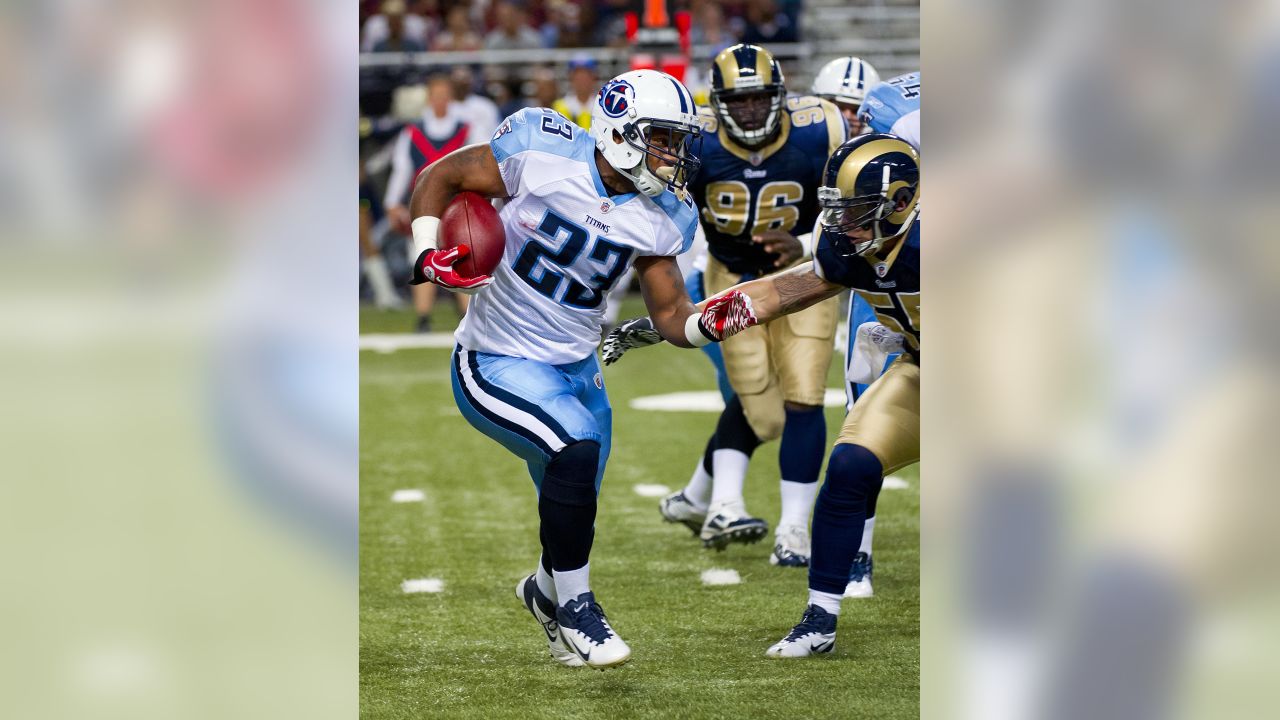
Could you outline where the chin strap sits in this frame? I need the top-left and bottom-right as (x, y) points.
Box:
(628, 164), (667, 197)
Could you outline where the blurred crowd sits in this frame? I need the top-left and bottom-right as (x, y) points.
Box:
(359, 0), (801, 53)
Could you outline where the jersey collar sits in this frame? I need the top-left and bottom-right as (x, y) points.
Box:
(865, 232), (908, 274)
(589, 151), (638, 205)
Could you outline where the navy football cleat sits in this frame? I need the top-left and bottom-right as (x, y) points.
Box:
(556, 592), (632, 670)
(769, 525), (812, 567)
(844, 552), (874, 598)
(515, 575), (584, 667)
(700, 500), (769, 550)
(765, 604), (838, 658)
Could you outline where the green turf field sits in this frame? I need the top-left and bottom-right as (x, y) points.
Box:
(360, 300), (919, 719)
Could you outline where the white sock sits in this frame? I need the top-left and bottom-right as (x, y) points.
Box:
(553, 564), (591, 606)
(859, 516), (876, 556)
(808, 589), (843, 616)
(536, 557), (557, 603)
(709, 448), (750, 508)
(778, 479), (819, 529)
(362, 255), (402, 309)
(683, 461), (712, 510)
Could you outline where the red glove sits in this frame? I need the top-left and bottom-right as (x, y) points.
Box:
(699, 290), (758, 341)
(410, 245), (492, 294)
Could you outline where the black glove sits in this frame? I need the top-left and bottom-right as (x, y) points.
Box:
(601, 317), (665, 365)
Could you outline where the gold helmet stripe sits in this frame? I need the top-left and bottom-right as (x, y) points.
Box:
(755, 47), (774, 82)
(835, 138), (920, 194)
(714, 49), (742, 90)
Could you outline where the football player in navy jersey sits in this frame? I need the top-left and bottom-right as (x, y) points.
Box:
(618, 44), (847, 567)
(607, 133), (920, 656)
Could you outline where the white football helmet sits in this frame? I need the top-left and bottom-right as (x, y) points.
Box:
(812, 57), (881, 110)
(589, 70), (702, 198)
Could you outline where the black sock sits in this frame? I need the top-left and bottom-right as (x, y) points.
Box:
(701, 434), (716, 476)
(715, 395), (762, 457)
(538, 441), (601, 572)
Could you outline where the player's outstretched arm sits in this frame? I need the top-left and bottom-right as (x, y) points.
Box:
(722, 263), (845, 325)
(404, 145), (508, 291)
(604, 261), (844, 364)
(697, 264), (845, 342)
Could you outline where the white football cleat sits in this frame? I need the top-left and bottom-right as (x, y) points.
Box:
(770, 524), (811, 567)
(515, 575), (584, 667)
(659, 490), (706, 535)
(556, 592), (632, 670)
(700, 500), (769, 550)
(765, 604), (838, 658)
(843, 552), (874, 598)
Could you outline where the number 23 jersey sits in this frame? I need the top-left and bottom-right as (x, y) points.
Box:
(455, 107), (698, 365)
(688, 96), (846, 276)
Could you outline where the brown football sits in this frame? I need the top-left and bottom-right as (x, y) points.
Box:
(439, 192), (506, 279)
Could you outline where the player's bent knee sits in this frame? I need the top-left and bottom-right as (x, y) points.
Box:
(742, 398), (785, 442)
(541, 440), (601, 507)
(818, 443), (884, 512)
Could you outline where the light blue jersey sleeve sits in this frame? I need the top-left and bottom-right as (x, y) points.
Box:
(490, 107), (590, 195)
(648, 190), (700, 256)
(859, 72), (920, 145)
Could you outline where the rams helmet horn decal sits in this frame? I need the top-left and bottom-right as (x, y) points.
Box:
(817, 133), (920, 256)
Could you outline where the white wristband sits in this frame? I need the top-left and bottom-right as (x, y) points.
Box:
(684, 312), (713, 347)
(411, 216), (440, 257)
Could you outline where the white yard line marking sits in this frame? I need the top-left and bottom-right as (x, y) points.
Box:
(391, 489), (425, 503)
(700, 569), (742, 586)
(360, 332), (457, 352)
(632, 483), (671, 497)
(401, 578), (445, 594)
(883, 476), (910, 490)
(629, 389), (847, 413)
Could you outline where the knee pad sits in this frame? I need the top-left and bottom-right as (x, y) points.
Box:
(819, 443), (884, 513)
(740, 393), (785, 442)
(540, 441), (600, 507)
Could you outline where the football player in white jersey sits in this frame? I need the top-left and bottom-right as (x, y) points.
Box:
(811, 56), (880, 135)
(405, 70), (712, 670)
(858, 72), (920, 151)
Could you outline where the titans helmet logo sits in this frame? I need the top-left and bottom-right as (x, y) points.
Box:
(599, 80), (634, 118)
